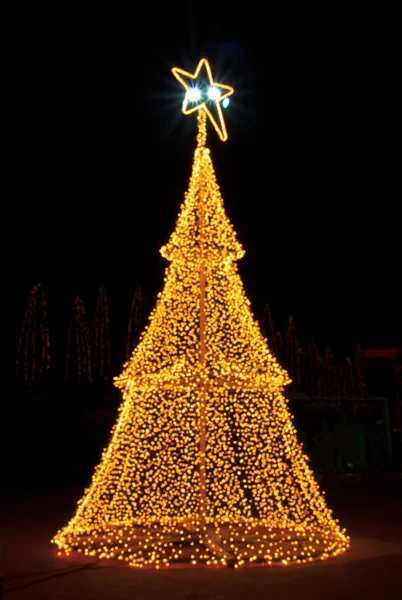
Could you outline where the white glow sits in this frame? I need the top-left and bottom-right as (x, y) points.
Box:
(222, 97), (230, 108)
(208, 86), (221, 100)
(187, 88), (201, 102)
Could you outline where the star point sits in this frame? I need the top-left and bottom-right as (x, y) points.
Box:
(172, 58), (234, 142)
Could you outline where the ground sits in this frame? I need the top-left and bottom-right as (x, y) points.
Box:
(1, 476), (401, 599)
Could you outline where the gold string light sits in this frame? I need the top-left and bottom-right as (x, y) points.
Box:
(52, 62), (349, 567)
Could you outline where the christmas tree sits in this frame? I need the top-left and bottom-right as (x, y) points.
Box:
(53, 59), (349, 567)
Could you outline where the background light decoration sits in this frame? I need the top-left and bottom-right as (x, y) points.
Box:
(92, 285), (111, 381)
(65, 294), (92, 384)
(126, 284), (145, 361)
(16, 283), (50, 388)
(52, 60), (349, 568)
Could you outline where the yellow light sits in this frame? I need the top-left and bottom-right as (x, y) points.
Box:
(172, 58), (234, 142)
(52, 103), (349, 569)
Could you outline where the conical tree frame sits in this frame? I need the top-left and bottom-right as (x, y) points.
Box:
(52, 110), (349, 568)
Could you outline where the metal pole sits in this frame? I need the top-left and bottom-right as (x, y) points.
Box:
(198, 110), (207, 526)
(199, 264), (207, 525)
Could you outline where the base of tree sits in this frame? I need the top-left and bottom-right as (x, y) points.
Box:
(55, 519), (349, 568)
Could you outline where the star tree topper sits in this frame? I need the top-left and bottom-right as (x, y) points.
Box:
(172, 58), (234, 142)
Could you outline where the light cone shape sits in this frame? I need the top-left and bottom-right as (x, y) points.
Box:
(53, 112), (349, 567)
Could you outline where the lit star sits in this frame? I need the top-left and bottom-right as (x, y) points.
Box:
(172, 58), (234, 142)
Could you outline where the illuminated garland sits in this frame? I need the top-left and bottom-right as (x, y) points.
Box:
(16, 283), (50, 387)
(92, 285), (111, 381)
(126, 284), (144, 361)
(65, 295), (92, 384)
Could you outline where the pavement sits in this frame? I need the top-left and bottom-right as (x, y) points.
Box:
(1, 479), (402, 599)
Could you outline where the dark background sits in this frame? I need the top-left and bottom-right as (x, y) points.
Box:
(8, 4), (400, 375)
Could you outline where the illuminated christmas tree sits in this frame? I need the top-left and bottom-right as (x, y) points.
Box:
(53, 59), (349, 567)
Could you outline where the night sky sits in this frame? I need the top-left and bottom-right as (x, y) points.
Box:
(10, 6), (400, 371)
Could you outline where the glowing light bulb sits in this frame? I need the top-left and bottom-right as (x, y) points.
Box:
(222, 97), (230, 109)
(208, 86), (220, 100)
(187, 88), (201, 102)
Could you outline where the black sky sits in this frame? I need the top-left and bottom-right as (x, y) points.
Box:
(9, 5), (400, 366)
